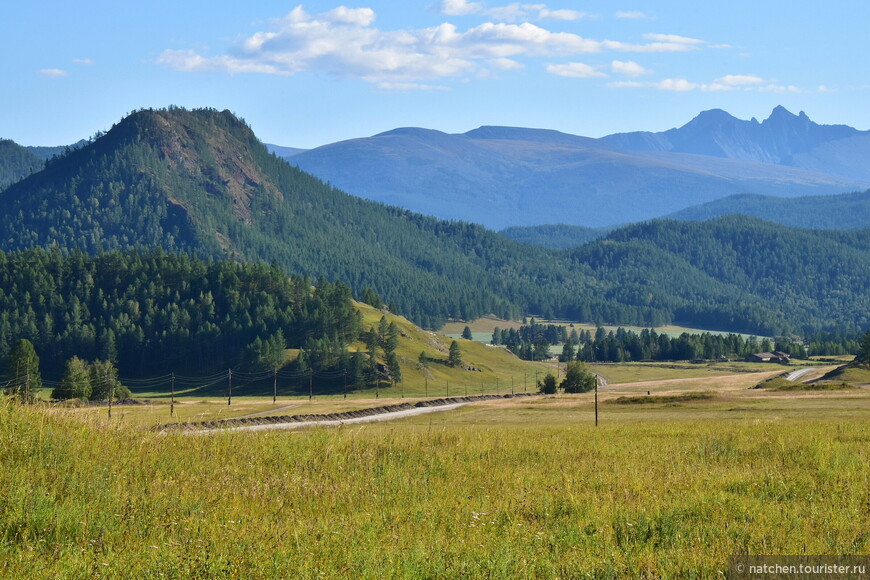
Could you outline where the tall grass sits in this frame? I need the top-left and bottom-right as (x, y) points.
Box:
(1, 399), (868, 578)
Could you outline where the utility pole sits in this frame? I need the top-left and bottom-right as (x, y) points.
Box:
(309, 368), (313, 401)
(107, 368), (113, 420)
(273, 368), (278, 404)
(595, 378), (599, 427)
(343, 369), (347, 400)
(228, 369), (233, 407)
(170, 372), (175, 417)
(446, 380), (449, 397)
(425, 376), (428, 398)
(511, 377), (514, 395)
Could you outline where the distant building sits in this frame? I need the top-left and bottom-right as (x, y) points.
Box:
(746, 351), (791, 364)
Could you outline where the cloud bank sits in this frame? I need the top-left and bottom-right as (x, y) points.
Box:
(158, 4), (710, 88)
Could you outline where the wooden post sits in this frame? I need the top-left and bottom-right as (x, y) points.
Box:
(309, 369), (313, 401)
(343, 369), (347, 400)
(511, 377), (514, 396)
(170, 372), (175, 417)
(595, 379), (599, 427)
(446, 380), (449, 397)
(228, 369), (233, 407)
(107, 368), (113, 420)
(425, 376), (428, 398)
(273, 368), (278, 404)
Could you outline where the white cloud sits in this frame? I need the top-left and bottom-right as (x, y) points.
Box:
(715, 74), (764, 86)
(611, 59), (650, 76)
(325, 6), (377, 26)
(547, 62), (606, 78)
(758, 83), (802, 93)
(435, 0), (483, 15)
(642, 33), (704, 45)
(489, 57), (524, 69)
(377, 82), (451, 91)
(615, 11), (646, 19)
(38, 68), (68, 77)
(158, 4), (716, 85)
(538, 8), (586, 20)
(72, 58), (94, 65)
(435, 1), (586, 21)
(609, 74), (790, 93)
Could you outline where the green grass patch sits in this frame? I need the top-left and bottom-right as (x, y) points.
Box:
(755, 376), (859, 391)
(610, 392), (715, 405)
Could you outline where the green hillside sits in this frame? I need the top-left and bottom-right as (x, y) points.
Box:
(0, 139), (44, 191)
(574, 216), (870, 332)
(667, 190), (870, 230)
(2, 107), (869, 337)
(499, 224), (611, 249)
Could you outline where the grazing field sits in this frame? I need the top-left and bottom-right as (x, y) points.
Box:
(3, 368), (869, 579)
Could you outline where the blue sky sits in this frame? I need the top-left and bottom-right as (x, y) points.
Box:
(3, 0), (868, 148)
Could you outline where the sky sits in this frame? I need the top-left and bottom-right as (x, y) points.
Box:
(2, 0), (869, 148)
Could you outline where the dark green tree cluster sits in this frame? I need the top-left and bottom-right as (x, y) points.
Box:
(0, 248), (362, 379)
(51, 357), (131, 401)
(3, 338), (41, 402)
(574, 328), (767, 363)
(491, 320), (569, 361)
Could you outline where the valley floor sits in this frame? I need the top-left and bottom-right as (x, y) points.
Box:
(2, 367), (868, 578)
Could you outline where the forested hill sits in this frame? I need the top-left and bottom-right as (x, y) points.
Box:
(499, 224), (611, 249)
(569, 216), (870, 332)
(667, 189), (870, 230)
(0, 249), (360, 378)
(2, 107), (869, 336)
(0, 139), (44, 191)
(0, 107), (576, 328)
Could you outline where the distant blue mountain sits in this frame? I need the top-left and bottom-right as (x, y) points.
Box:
(601, 106), (870, 181)
(275, 108), (870, 228)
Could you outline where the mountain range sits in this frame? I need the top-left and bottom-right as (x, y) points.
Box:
(272, 107), (870, 229)
(1, 107), (869, 336)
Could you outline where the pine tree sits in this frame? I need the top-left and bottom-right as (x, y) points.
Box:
(5, 338), (41, 402)
(448, 341), (462, 368)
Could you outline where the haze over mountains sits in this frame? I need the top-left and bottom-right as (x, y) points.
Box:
(274, 107), (870, 229)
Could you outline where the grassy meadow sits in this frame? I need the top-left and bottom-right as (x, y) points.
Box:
(2, 365), (869, 579)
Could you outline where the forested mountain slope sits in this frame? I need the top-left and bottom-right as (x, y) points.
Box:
(0, 107), (579, 328)
(572, 216), (870, 332)
(667, 189), (870, 230)
(0, 139), (44, 191)
(0, 249), (359, 378)
(2, 107), (869, 337)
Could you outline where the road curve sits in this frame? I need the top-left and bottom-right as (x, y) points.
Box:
(191, 402), (467, 434)
(784, 368), (816, 382)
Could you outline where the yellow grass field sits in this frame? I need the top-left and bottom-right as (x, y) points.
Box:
(2, 365), (868, 578)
